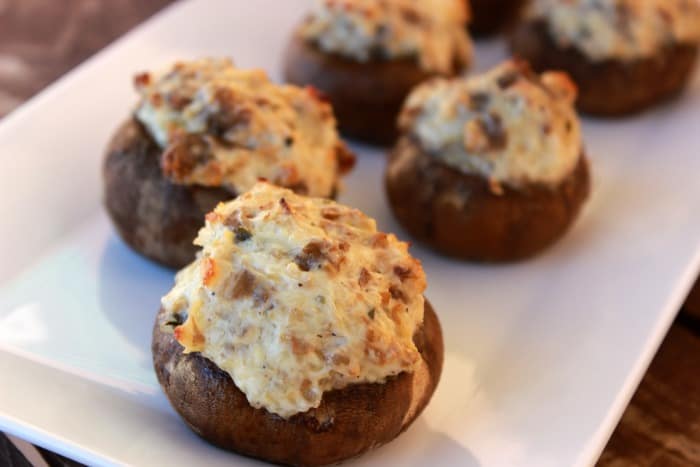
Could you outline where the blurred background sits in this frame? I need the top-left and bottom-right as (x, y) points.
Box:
(0, 1), (698, 466)
(0, 0), (170, 117)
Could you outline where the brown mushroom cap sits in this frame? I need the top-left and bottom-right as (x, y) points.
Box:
(385, 137), (591, 262)
(152, 299), (443, 466)
(510, 20), (700, 116)
(103, 119), (347, 269)
(103, 119), (234, 269)
(283, 34), (466, 146)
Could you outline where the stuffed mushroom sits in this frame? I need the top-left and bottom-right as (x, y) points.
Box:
(152, 182), (443, 465)
(385, 60), (591, 261)
(104, 58), (355, 268)
(511, 0), (700, 116)
(283, 0), (473, 145)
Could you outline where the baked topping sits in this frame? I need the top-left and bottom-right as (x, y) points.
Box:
(134, 58), (350, 197)
(527, 0), (700, 61)
(299, 0), (473, 73)
(398, 60), (581, 187)
(161, 182), (426, 418)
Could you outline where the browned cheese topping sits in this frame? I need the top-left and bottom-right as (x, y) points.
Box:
(528, 0), (700, 61)
(135, 58), (353, 196)
(397, 60), (583, 188)
(300, 0), (473, 73)
(161, 182), (427, 418)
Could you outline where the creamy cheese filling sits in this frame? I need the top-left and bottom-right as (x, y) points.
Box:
(299, 0), (473, 73)
(134, 58), (345, 197)
(399, 60), (582, 187)
(161, 182), (426, 418)
(527, 0), (700, 62)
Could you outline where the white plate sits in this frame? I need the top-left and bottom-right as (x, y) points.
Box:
(1, 0), (700, 465)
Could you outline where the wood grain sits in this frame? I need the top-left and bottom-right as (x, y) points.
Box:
(0, 434), (32, 467)
(683, 282), (700, 320)
(598, 324), (700, 467)
(0, 0), (172, 117)
(0, 1), (699, 466)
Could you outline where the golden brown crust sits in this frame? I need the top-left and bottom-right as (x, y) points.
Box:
(283, 34), (465, 146)
(103, 119), (234, 269)
(385, 137), (591, 262)
(510, 20), (700, 116)
(152, 300), (443, 466)
(468, 0), (528, 37)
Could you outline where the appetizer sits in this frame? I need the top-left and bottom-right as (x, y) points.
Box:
(283, 0), (473, 145)
(511, 0), (700, 115)
(104, 58), (354, 269)
(385, 60), (591, 262)
(469, 0), (529, 37)
(152, 182), (443, 466)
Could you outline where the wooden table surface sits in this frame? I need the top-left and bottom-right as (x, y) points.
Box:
(1, 1), (699, 466)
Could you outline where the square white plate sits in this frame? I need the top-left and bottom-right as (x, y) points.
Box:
(1, 0), (700, 465)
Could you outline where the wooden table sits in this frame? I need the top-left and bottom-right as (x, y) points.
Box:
(1, 1), (698, 465)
